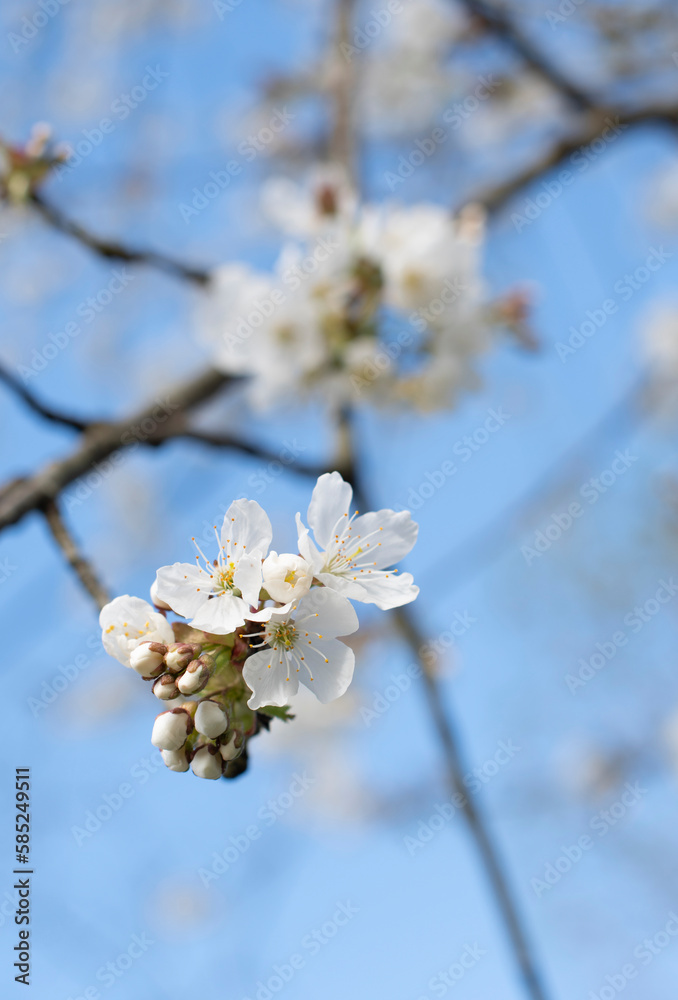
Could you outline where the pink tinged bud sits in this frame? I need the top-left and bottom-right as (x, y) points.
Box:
(177, 658), (212, 695)
(161, 749), (189, 772)
(219, 733), (240, 761)
(150, 579), (172, 611)
(195, 700), (229, 739)
(129, 641), (166, 678)
(152, 673), (179, 700)
(191, 746), (223, 780)
(151, 709), (192, 751)
(165, 643), (201, 673)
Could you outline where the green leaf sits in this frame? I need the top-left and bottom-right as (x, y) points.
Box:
(258, 704), (295, 722)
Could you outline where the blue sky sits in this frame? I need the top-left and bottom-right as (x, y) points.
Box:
(2, 2), (678, 999)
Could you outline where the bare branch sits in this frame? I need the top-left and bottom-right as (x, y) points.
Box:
(160, 428), (328, 477)
(469, 102), (678, 214)
(0, 360), (90, 431)
(393, 605), (550, 1000)
(29, 191), (212, 286)
(0, 367), (230, 531)
(41, 498), (110, 611)
(458, 0), (595, 110)
(340, 407), (553, 1000)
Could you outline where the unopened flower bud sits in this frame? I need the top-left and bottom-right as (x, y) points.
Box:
(177, 656), (212, 695)
(129, 641), (167, 678)
(151, 708), (193, 751)
(161, 748), (189, 772)
(195, 700), (229, 738)
(191, 746), (223, 780)
(152, 673), (179, 700)
(165, 642), (201, 673)
(150, 579), (172, 611)
(219, 733), (240, 761)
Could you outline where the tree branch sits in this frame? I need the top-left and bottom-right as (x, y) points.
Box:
(29, 191), (212, 286)
(458, 0), (595, 110)
(469, 102), (678, 214)
(0, 360), (90, 431)
(0, 367), (230, 531)
(41, 499), (110, 611)
(339, 408), (553, 1000)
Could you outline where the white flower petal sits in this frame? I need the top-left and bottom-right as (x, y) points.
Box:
(296, 587), (359, 638)
(191, 593), (248, 635)
(243, 648), (300, 709)
(350, 571), (419, 610)
(100, 595), (173, 667)
(233, 551), (264, 606)
(296, 513), (324, 572)
(315, 572), (368, 603)
(154, 563), (212, 619)
(222, 498), (272, 558)
(300, 638), (354, 703)
(307, 472), (353, 549)
(349, 509), (418, 568)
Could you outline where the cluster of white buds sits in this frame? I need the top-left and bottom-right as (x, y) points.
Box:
(99, 471), (419, 781)
(150, 701), (248, 780)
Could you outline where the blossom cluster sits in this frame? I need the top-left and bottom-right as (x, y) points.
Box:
(200, 167), (525, 413)
(99, 472), (418, 780)
(0, 123), (68, 204)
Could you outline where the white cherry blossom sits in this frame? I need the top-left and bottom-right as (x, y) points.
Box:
(154, 499), (273, 635)
(297, 472), (418, 610)
(262, 551), (314, 604)
(243, 587), (358, 710)
(100, 595), (174, 668)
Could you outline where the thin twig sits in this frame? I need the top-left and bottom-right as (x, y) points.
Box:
(29, 191), (212, 286)
(457, 0), (595, 109)
(160, 428), (328, 477)
(0, 367), (230, 531)
(469, 102), (678, 214)
(41, 499), (110, 610)
(0, 360), (90, 431)
(340, 408), (552, 1000)
(393, 605), (550, 1000)
(329, 0), (358, 179)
